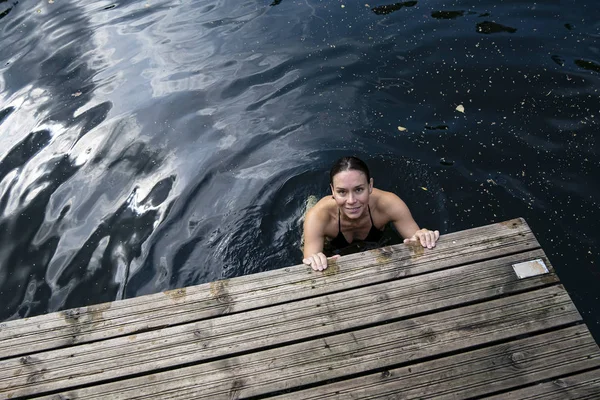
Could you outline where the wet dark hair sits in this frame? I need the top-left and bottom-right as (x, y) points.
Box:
(329, 156), (371, 185)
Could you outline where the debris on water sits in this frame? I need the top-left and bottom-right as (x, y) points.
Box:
(575, 59), (600, 73)
(476, 21), (517, 34)
(71, 91), (82, 97)
(456, 104), (465, 113)
(487, 178), (498, 185)
(371, 1), (417, 15)
(431, 11), (466, 20)
(420, 187), (428, 191)
(551, 55), (565, 67)
(440, 158), (454, 166)
(425, 125), (448, 130)
(397, 126), (407, 132)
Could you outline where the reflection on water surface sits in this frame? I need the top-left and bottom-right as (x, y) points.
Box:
(0, 0), (598, 340)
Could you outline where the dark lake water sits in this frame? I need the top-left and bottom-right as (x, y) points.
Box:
(1, 0), (598, 340)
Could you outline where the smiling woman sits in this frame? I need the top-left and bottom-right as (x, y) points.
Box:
(302, 156), (440, 271)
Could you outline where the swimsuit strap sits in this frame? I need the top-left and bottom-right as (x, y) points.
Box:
(368, 205), (375, 227)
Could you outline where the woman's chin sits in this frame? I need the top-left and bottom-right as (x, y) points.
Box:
(344, 206), (363, 218)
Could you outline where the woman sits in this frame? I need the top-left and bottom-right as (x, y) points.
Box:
(302, 156), (439, 271)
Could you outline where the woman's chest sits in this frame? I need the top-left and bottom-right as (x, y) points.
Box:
(327, 219), (373, 242)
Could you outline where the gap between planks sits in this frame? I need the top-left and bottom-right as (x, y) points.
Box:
(31, 286), (582, 400)
(0, 249), (557, 397)
(0, 218), (539, 359)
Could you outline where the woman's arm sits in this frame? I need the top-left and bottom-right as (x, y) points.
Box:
(381, 192), (439, 248)
(302, 206), (338, 271)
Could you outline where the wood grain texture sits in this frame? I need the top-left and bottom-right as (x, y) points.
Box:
(0, 218), (538, 359)
(483, 368), (600, 400)
(268, 325), (600, 399)
(33, 286), (581, 400)
(3, 218), (597, 400)
(0, 250), (556, 397)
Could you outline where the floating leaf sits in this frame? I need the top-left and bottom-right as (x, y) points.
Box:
(397, 126), (407, 132)
(420, 187), (428, 191)
(456, 104), (465, 113)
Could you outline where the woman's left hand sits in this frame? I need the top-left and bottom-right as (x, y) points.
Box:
(403, 229), (440, 249)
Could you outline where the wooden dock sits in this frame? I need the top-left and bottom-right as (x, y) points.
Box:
(1, 218), (599, 399)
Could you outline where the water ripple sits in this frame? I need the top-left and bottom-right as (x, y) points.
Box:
(0, 0), (598, 339)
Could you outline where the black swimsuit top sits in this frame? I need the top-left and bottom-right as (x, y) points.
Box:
(329, 205), (384, 251)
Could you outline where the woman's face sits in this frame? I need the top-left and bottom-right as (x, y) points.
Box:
(330, 170), (373, 219)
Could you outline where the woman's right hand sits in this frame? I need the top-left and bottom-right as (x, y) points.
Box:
(302, 252), (340, 271)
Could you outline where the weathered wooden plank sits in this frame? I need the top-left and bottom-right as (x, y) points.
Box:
(269, 325), (600, 399)
(0, 250), (557, 398)
(483, 368), (600, 399)
(33, 285), (580, 400)
(0, 218), (538, 359)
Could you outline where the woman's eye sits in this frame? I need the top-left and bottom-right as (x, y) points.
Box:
(356, 188), (363, 193)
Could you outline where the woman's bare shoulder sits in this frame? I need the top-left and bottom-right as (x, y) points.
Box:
(371, 188), (409, 218)
(371, 188), (402, 206)
(306, 195), (337, 222)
